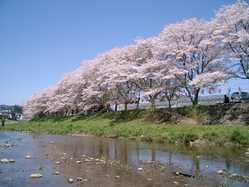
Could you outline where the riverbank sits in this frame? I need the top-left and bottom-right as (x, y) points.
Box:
(2, 106), (249, 146)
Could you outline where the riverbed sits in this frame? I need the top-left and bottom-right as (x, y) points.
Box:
(0, 131), (249, 187)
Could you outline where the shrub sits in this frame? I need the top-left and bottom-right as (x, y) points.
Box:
(230, 130), (247, 144)
(183, 133), (199, 144)
(203, 132), (218, 141)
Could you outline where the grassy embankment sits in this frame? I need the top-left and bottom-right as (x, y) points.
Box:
(1, 105), (249, 146)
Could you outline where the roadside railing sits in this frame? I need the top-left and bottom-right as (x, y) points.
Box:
(116, 95), (225, 111)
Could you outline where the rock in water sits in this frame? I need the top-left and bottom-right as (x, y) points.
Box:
(30, 173), (42, 178)
(0, 158), (9, 163)
(0, 159), (15, 164)
(137, 167), (143, 171)
(68, 178), (74, 183)
(53, 171), (60, 175)
(0, 143), (13, 148)
(25, 155), (31, 159)
(76, 177), (83, 182)
(173, 181), (179, 185)
(8, 159), (15, 163)
(217, 170), (224, 175)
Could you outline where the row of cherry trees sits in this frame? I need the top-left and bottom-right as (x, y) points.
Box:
(24, 1), (249, 119)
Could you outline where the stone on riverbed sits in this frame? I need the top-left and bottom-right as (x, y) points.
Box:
(25, 155), (32, 159)
(217, 170), (225, 175)
(1, 158), (10, 163)
(174, 171), (193, 178)
(173, 181), (179, 185)
(76, 177), (88, 182)
(53, 171), (60, 175)
(137, 167), (143, 171)
(30, 173), (42, 178)
(0, 143), (14, 148)
(230, 173), (238, 177)
(68, 178), (74, 183)
(8, 159), (15, 163)
(175, 171), (180, 175)
(76, 177), (83, 182)
(216, 170), (249, 182)
(76, 160), (82, 164)
(0, 158), (15, 164)
(229, 173), (249, 182)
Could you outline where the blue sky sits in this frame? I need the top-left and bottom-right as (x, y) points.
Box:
(0, 0), (248, 105)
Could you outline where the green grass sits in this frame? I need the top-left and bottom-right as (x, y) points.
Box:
(1, 111), (249, 146)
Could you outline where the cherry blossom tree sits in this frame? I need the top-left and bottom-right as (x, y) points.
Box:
(158, 18), (227, 105)
(24, 1), (246, 119)
(23, 87), (55, 119)
(215, 0), (249, 80)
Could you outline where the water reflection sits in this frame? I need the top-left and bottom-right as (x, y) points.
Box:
(1, 132), (249, 187)
(49, 135), (249, 177)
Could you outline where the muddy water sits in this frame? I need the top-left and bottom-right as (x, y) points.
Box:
(1, 132), (249, 187)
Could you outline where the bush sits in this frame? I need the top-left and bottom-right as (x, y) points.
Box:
(203, 132), (218, 141)
(183, 133), (199, 144)
(230, 130), (247, 144)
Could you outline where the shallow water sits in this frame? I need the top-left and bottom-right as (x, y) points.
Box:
(0, 131), (249, 187)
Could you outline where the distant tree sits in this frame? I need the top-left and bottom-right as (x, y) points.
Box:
(12, 105), (23, 113)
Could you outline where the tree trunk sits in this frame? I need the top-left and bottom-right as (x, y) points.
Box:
(114, 103), (118, 112)
(150, 99), (156, 110)
(192, 89), (200, 105)
(167, 98), (172, 120)
(136, 97), (140, 109)
(106, 103), (111, 112)
(168, 99), (172, 109)
(124, 102), (128, 111)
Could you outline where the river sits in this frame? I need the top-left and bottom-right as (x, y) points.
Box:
(0, 131), (249, 187)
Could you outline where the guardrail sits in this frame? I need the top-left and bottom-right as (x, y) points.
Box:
(116, 95), (225, 111)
